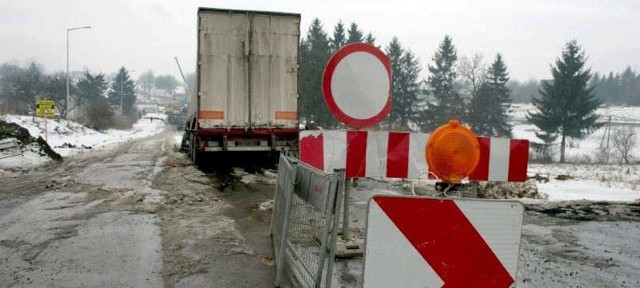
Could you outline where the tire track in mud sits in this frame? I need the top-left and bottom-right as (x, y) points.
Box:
(153, 154), (277, 288)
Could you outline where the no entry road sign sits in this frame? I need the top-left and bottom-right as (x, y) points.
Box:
(322, 43), (391, 128)
(363, 195), (524, 288)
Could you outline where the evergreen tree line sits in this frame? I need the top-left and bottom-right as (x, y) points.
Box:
(299, 19), (513, 137)
(508, 66), (640, 106)
(300, 20), (603, 163)
(592, 67), (640, 106)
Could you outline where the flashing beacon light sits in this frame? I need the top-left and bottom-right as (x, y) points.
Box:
(426, 119), (481, 184)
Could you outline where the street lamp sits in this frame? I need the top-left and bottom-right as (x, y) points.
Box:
(120, 69), (135, 115)
(66, 25), (91, 119)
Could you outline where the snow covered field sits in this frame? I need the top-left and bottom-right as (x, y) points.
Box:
(529, 163), (640, 202)
(0, 114), (166, 169)
(509, 104), (640, 202)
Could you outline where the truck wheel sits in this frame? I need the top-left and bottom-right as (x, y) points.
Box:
(191, 135), (202, 167)
(180, 132), (189, 152)
(186, 134), (193, 159)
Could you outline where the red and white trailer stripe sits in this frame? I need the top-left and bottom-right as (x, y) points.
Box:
(299, 130), (529, 181)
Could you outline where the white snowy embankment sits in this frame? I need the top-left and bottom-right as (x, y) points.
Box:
(0, 114), (166, 169)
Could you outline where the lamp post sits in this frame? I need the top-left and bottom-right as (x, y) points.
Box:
(66, 25), (91, 119)
(120, 69), (135, 115)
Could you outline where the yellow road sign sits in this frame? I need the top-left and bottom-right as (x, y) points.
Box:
(36, 99), (55, 117)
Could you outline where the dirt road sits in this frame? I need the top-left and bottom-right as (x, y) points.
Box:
(0, 128), (276, 287)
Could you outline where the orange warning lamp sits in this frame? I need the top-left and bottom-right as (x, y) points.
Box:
(426, 119), (480, 184)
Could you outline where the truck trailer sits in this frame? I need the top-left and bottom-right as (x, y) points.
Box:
(184, 8), (301, 165)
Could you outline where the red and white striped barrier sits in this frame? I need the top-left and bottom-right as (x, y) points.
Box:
(471, 137), (530, 182)
(299, 130), (529, 181)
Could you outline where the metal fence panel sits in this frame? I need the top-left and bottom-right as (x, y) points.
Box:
(294, 165), (335, 214)
(273, 155), (344, 288)
(273, 154), (296, 286)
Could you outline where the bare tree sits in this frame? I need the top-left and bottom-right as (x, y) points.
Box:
(457, 53), (486, 98)
(612, 126), (637, 164)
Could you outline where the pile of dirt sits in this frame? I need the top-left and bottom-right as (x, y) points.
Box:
(55, 142), (92, 149)
(478, 180), (547, 199)
(0, 120), (33, 145)
(0, 119), (62, 161)
(526, 201), (640, 221)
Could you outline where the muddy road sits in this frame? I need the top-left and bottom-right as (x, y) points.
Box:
(0, 129), (277, 288)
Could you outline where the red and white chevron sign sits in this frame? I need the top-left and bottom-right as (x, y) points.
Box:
(299, 130), (529, 181)
(363, 195), (524, 288)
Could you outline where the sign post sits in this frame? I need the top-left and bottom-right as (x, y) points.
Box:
(36, 99), (55, 142)
(321, 43), (392, 241)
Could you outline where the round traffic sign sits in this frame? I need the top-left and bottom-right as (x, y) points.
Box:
(322, 43), (392, 128)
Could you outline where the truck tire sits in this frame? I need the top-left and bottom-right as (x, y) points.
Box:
(180, 132), (189, 152)
(186, 134), (193, 159)
(191, 134), (202, 167)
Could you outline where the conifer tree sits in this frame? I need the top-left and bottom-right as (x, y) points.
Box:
(330, 20), (346, 53)
(385, 37), (421, 130)
(421, 35), (464, 131)
(108, 67), (136, 118)
(299, 18), (334, 127)
(346, 23), (364, 43)
(468, 54), (512, 137)
(527, 40), (601, 163)
(364, 32), (377, 47)
(77, 71), (108, 106)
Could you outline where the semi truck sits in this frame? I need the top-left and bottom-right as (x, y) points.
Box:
(184, 8), (301, 165)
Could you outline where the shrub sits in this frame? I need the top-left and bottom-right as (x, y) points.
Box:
(86, 97), (114, 130)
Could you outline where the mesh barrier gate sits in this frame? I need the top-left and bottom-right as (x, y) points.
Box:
(273, 154), (345, 288)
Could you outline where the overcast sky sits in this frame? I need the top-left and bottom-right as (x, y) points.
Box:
(1, 0), (639, 82)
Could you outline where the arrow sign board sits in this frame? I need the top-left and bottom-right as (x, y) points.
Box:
(363, 195), (524, 288)
(322, 43), (392, 128)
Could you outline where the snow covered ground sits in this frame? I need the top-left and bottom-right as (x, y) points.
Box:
(529, 163), (640, 202)
(509, 104), (640, 202)
(0, 114), (166, 169)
